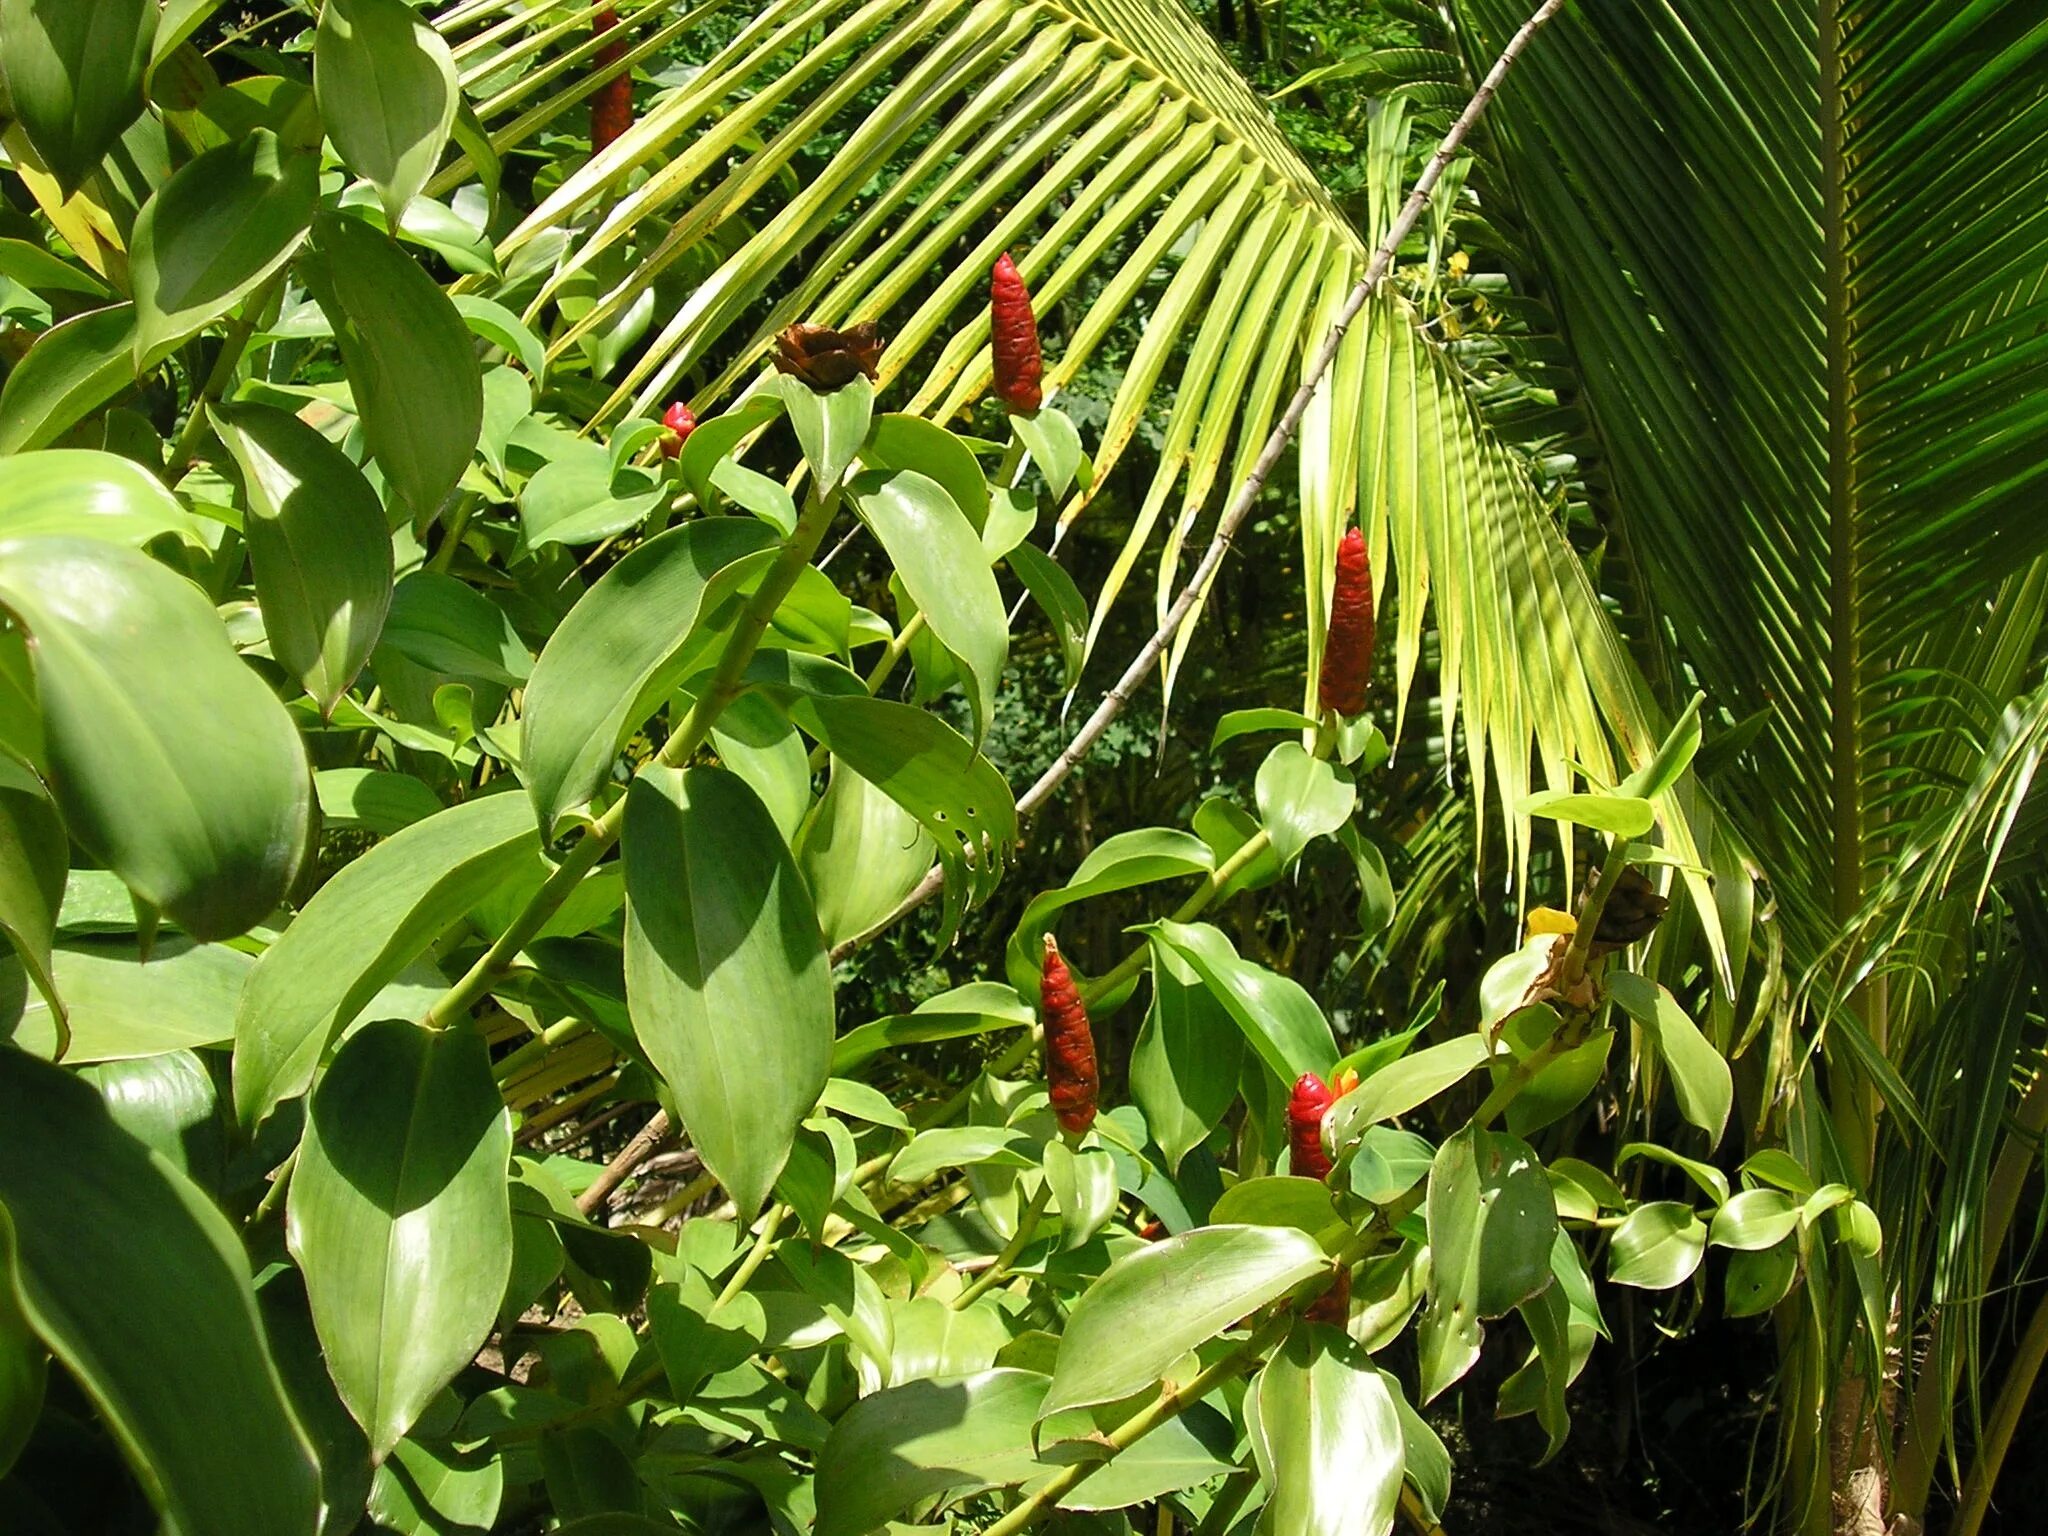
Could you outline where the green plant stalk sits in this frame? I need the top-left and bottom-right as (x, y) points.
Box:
(1557, 841), (1625, 993)
(714, 1203), (787, 1312)
(1950, 1279), (2048, 1536)
(423, 484), (842, 1032)
(953, 1181), (1053, 1309)
(171, 274), (282, 467)
(1082, 827), (1274, 1002)
(980, 1309), (1298, 1536)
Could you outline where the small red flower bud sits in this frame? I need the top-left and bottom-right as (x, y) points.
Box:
(1318, 526), (1375, 718)
(660, 401), (696, 459)
(590, 8), (634, 153)
(1041, 934), (1098, 1137)
(990, 253), (1043, 414)
(1288, 1073), (1336, 1181)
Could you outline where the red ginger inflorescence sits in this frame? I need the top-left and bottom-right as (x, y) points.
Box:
(659, 401), (696, 459)
(990, 253), (1043, 414)
(590, 8), (634, 152)
(1290, 1068), (1357, 1324)
(1040, 935), (1098, 1136)
(1317, 526), (1376, 718)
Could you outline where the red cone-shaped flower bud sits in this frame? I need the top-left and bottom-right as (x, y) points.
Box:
(1288, 1073), (1336, 1181)
(660, 401), (697, 459)
(1318, 526), (1376, 718)
(1041, 934), (1098, 1136)
(990, 253), (1044, 414)
(590, 8), (634, 153)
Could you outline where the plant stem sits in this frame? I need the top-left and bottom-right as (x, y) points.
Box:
(1557, 841), (1626, 992)
(714, 1204), (786, 1312)
(953, 1182), (1052, 1309)
(170, 275), (281, 468)
(1083, 828), (1273, 1002)
(1951, 1279), (2048, 1536)
(249, 1146), (298, 1226)
(982, 1311), (1296, 1536)
(423, 484), (842, 1036)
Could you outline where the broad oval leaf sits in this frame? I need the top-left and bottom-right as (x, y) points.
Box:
(796, 756), (935, 948)
(522, 517), (777, 835)
(1518, 789), (1656, 839)
(1708, 1188), (1800, 1253)
(288, 1018), (512, 1458)
(1420, 1125), (1556, 1402)
(1138, 919), (1338, 1086)
(0, 448), (201, 548)
(1249, 1328), (1403, 1536)
(214, 400), (394, 713)
(1130, 933), (1244, 1172)
(847, 467), (1008, 748)
(1607, 1201), (1707, 1291)
(232, 792), (537, 1128)
(303, 211), (481, 518)
(7, 935), (250, 1062)
(1006, 539), (1087, 689)
(0, 1050), (321, 1534)
(314, 0), (458, 223)
(1040, 1224), (1327, 1418)
(1326, 1036), (1491, 1152)
(0, 303), (138, 455)
(624, 765), (833, 1217)
(0, 537), (310, 939)
(1255, 741), (1357, 867)
(1608, 971), (1732, 1145)
(129, 129), (316, 367)
(0, 0), (155, 192)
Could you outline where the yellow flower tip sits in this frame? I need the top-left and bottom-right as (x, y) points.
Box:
(1524, 906), (1578, 942)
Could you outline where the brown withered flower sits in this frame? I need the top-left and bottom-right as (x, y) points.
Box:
(1587, 867), (1669, 955)
(771, 322), (883, 392)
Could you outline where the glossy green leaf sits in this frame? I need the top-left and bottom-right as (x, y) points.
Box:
(1041, 1224), (1326, 1418)
(1255, 742), (1356, 866)
(1709, 1188), (1799, 1252)
(379, 569), (528, 687)
(1005, 539), (1087, 689)
(1043, 1140), (1119, 1250)
(7, 936), (249, 1061)
(861, 413), (990, 531)
(831, 981), (1034, 1075)
(624, 765), (833, 1217)
(1209, 1176), (1340, 1233)
(1608, 1202), (1707, 1290)
(1011, 406), (1083, 500)
(886, 1126), (1037, 1188)
(314, 0), (457, 223)
(1518, 790), (1655, 839)
(778, 372), (872, 490)
(0, 749), (65, 1035)
(1138, 919), (1338, 1086)
(0, 0), (154, 192)
(522, 517), (777, 835)
(367, 1434), (504, 1533)
(518, 440), (664, 550)
(1420, 1125), (1556, 1402)
(0, 1050), (321, 1534)
(796, 756), (934, 948)
(452, 294), (546, 385)
(1608, 972), (1731, 1145)
(303, 211), (480, 517)
(129, 130), (315, 367)
(1249, 1328), (1403, 1536)
(1130, 933), (1243, 1172)
(0, 1208), (46, 1479)
(1724, 1241), (1799, 1319)
(1326, 1037), (1490, 1153)
(79, 1050), (223, 1191)
(0, 537), (309, 938)
(710, 457), (798, 536)
(0, 302), (138, 455)
(1617, 693), (1704, 801)
(0, 448), (200, 548)
(1617, 1141), (1730, 1205)
(848, 467), (1007, 748)
(233, 793), (537, 1128)
(289, 1019), (512, 1457)
(214, 400), (393, 713)
(1212, 708), (1321, 752)
(1007, 828), (1214, 1000)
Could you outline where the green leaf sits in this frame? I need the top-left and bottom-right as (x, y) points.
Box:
(796, 757), (934, 949)
(1385, 1366), (1450, 1521)
(677, 392), (785, 509)
(379, 569), (529, 686)
(624, 766), (833, 1217)
(1138, 920), (1338, 1086)
(518, 439), (664, 551)
(848, 468), (1007, 748)
(1007, 828), (1214, 1000)
(0, 0), (154, 193)
(0, 537), (310, 939)
(1708, 1188), (1800, 1252)
(1209, 1176), (1340, 1234)
(1130, 934), (1243, 1172)
(1346, 1127), (1436, 1206)
(1043, 1141), (1119, 1250)
(1608, 972), (1732, 1145)
(1518, 790), (1656, 838)
(1040, 1224), (1326, 1418)
(1618, 693), (1704, 801)
(1011, 406), (1083, 500)
(7, 936), (249, 1062)
(303, 211), (480, 517)
(79, 1050), (224, 1189)
(0, 447), (201, 548)
(214, 400), (393, 713)
(1724, 1241), (1798, 1319)
(522, 517), (776, 835)
(368, 1433), (504, 1534)
(1006, 540), (1087, 691)
(0, 751), (65, 1037)
(1248, 1328), (1403, 1536)
(1325, 1037), (1491, 1151)
(778, 373), (872, 490)
(814, 1369), (1048, 1536)
(233, 793), (537, 1128)
(313, 0), (457, 224)
(452, 294), (546, 384)
(0, 1207), (44, 1478)
(830, 981), (1033, 1075)
(711, 457), (798, 536)
(1420, 1125), (1557, 1401)
(0, 1050), (321, 1534)
(886, 1126), (1038, 1188)
(860, 413), (990, 531)
(709, 690), (811, 846)
(0, 302), (138, 455)
(1211, 708), (1320, 752)
(129, 130), (315, 367)
(289, 1018), (512, 1457)
(1255, 742), (1356, 866)
(1617, 1141), (1730, 1205)
(1608, 1202), (1707, 1290)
